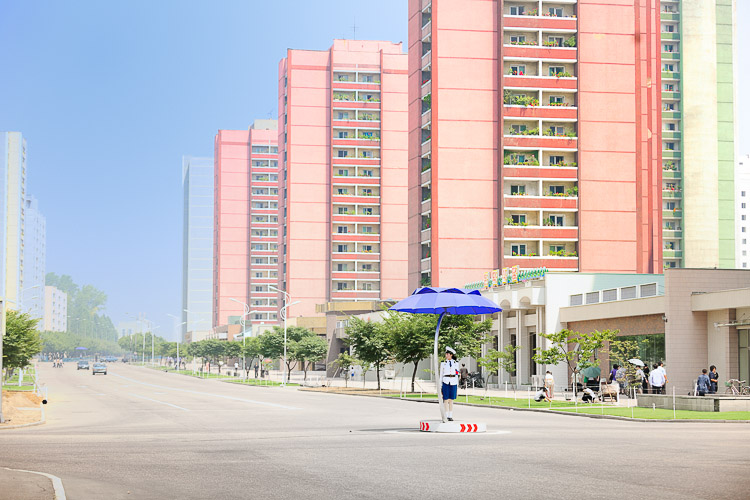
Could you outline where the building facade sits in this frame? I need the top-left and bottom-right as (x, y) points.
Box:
(182, 156), (214, 337)
(735, 154), (749, 268)
(22, 196), (45, 320)
(43, 285), (67, 332)
(213, 121), (280, 328)
(408, 0), (664, 290)
(660, 0), (737, 269)
(0, 132), (27, 308)
(279, 40), (409, 318)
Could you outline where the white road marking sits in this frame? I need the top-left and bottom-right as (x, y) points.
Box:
(130, 393), (189, 411)
(2, 467), (66, 499)
(112, 373), (301, 410)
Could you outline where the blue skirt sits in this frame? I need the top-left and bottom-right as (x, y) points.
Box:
(441, 383), (457, 400)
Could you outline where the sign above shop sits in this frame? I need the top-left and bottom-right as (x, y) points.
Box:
(464, 266), (548, 291)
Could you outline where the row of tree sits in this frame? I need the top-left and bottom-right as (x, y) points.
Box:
(3, 310), (42, 380)
(46, 272), (118, 341)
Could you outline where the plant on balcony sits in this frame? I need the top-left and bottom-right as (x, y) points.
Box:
(566, 186), (578, 197)
(333, 93), (353, 101)
(422, 216), (431, 230)
(510, 40), (537, 46)
(504, 217), (528, 226)
(358, 96), (381, 102)
(421, 159), (431, 172)
(565, 251), (577, 257)
(542, 40), (560, 47)
(548, 249), (566, 256)
(564, 36), (576, 47)
(422, 93), (431, 106)
(420, 276), (432, 286)
(525, 8), (538, 16)
(508, 68), (525, 76)
(504, 92), (539, 107)
(554, 71), (573, 78)
(509, 127), (539, 136)
(543, 218), (555, 226)
(357, 133), (380, 141)
(504, 153), (539, 166)
(565, 131), (577, 138)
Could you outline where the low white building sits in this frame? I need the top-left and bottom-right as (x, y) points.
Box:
(43, 285), (67, 332)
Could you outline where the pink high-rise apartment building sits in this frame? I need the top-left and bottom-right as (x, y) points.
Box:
(409, 0), (663, 289)
(213, 120), (281, 328)
(279, 40), (409, 317)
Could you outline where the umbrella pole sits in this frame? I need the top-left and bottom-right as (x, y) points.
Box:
(435, 311), (446, 423)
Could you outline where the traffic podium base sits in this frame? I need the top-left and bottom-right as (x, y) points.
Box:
(418, 421), (486, 433)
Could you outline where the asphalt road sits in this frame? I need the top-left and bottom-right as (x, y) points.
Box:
(1, 363), (749, 500)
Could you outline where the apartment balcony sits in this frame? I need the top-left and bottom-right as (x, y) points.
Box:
(332, 119), (380, 129)
(503, 226), (578, 239)
(421, 138), (432, 156)
(504, 195), (578, 210)
(421, 0), (431, 11)
(332, 157), (380, 166)
(504, 75), (577, 91)
(421, 228), (431, 242)
(661, 12), (679, 21)
(503, 105), (576, 120)
(333, 100), (381, 110)
(503, 46), (576, 60)
(662, 170), (681, 179)
(662, 71), (680, 80)
(332, 195), (380, 205)
(504, 135), (577, 149)
(662, 91), (680, 100)
(662, 110), (681, 120)
(661, 32), (680, 41)
(661, 52), (680, 61)
(331, 271), (381, 280)
(421, 109), (432, 127)
(421, 80), (431, 97)
(502, 16), (576, 30)
(662, 249), (683, 259)
(663, 209), (683, 219)
(421, 51), (431, 71)
(420, 257), (431, 272)
(331, 82), (381, 92)
(333, 252), (380, 261)
(662, 189), (682, 199)
(332, 215), (380, 226)
(503, 256), (578, 270)
(332, 176), (380, 186)
(331, 290), (381, 300)
(332, 233), (380, 243)
(662, 150), (680, 160)
(663, 229), (683, 239)
(503, 166), (577, 180)
(662, 131), (681, 140)
(421, 19), (431, 41)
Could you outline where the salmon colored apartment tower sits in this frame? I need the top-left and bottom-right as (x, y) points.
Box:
(213, 121), (281, 329)
(408, 0), (663, 289)
(279, 40), (409, 317)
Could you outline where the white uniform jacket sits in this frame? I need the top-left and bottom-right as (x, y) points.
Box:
(440, 359), (460, 386)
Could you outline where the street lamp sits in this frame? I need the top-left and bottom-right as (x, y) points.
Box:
(228, 298), (259, 376)
(268, 285), (300, 387)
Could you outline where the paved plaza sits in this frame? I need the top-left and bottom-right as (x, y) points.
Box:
(1, 363), (749, 499)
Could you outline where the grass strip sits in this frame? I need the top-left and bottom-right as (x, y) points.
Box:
(553, 406), (750, 420)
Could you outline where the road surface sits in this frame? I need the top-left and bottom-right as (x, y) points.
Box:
(1, 363), (749, 499)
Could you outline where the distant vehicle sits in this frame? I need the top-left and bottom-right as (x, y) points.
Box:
(121, 357), (129, 363)
(77, 360), (90, 370)
(92, 363), (107, 375)
(105, 356), (118, 363)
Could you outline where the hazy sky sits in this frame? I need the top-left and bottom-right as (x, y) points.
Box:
(0, 1), (746, 340)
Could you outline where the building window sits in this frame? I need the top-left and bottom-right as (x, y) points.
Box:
(509, 6), (525, 15)
(663, 63), (674, 72)
(362, 245), (373, 253)
(549, 66), (565, 76)
(338, 169), (349, 176)
(511, 124), (527, 134)
(549, 7), (563, 17)
(362, 169), (373, 177)
(665, 123), (676, 131)
(743, 227), (746, 233)
(743, 215), (747, 221)
(663, 24), (675, 33)
(663, 44), (674, 53)
(361, 226), (373, 233)
(337, 282), (348, 291)
(337, 188), (348, 195)
(361, 188), (373, 195)
(337, 112), (349, 120)
(743, 239), (747, 245)
(663, 83), (675, 92)
(338, 131), (349, 138)
(337, 207), (348, 214)
(362, 283), (373, 291)
(548, 215), (564, 226)
(510, 185), (526, 195)
(549, 126), (564, 136)
(511, 214), (526, 224)
(337, 150), (348, 157)
(511, 244), (527, 256)
(510, 65), (525, 76)
(362, 264), (372, 271)
(362, 208), (373, 215)
(549, 245), (565, 253)
(744, 263), (748, 268)
(549, 155), (564, 165)
(510, 35), (526, 44)
(337, 226), (348, 233)
(548, 36), (563, 47)
(549, 185), (565, 195)
(665, 143), (675, 151)
(742, 191), (746, 197)
(337, 263), (346, 271)
(549, 96), (564, 105)
(742, 203), (746, 209)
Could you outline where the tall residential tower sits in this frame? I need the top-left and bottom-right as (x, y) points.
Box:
(409, 0), (663, 289)
(0, 132), (27, 307)
(279, 40), (409, 317)
(22, 196), (45, 320)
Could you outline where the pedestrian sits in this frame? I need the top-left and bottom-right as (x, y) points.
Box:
(657, 361), (669, 392)
(615, 365), (628, 394)
(649, 363), (666, 394)
(642, 365), (650, 393)
(708, 365), (719, 394)
(459, 363), (469, 388)
(635, 365), (645, 394)
(440, 347), (460, 421)
(254, 363), (259, 378)
(608, 364), (619, 384)
(534, 387), (549, 402)
(696, 369), (711, 396)
(581, 387), (598, 403)
(544, 370), (555, 400)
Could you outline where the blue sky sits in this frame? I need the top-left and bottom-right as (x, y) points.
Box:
(0, 0), (407, 339)
(0, 1), (746, 340)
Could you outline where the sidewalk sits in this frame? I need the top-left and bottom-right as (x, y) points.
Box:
(1, 391), (44, 428)
(0, 468), (56, 500)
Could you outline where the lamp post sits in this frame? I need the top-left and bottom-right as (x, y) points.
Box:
(268, 285), (300, 387)
(228, 298), (258, 376)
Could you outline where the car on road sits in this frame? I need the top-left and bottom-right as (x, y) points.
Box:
(77, 360), (90, 370)
(105, 356), (118, 363)
(92, 363), (107, 375)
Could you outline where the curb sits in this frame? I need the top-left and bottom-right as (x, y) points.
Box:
(2, 467), (66, 499)
(0, 403), (46, 430)
(307, 389), (750, 423)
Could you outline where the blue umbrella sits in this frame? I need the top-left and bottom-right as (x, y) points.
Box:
(390, 287), (502, 422)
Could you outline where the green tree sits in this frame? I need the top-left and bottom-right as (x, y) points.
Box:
(328, 352), (358, 388)
(242, 336), (263, 377)
(46, 272), (117, 341)
(608, 337), (640, 396)
(224, 341), (242, 373)
(345, 317), (392, 389)
(533, 329), (617, 398)
(201, 340), (227, 374)
(266, 326), (315, 380)
(478, 343), (521, 396)
(294, 335), (328, 381)
(387, 312), (492, 392)
(3, 310), (42, 379)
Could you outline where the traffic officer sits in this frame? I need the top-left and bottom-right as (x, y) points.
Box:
(441, 346), (460, 421)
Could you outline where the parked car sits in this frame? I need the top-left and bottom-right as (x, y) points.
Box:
(77, 360), (90, 370)
(92, 363), (107, 375)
